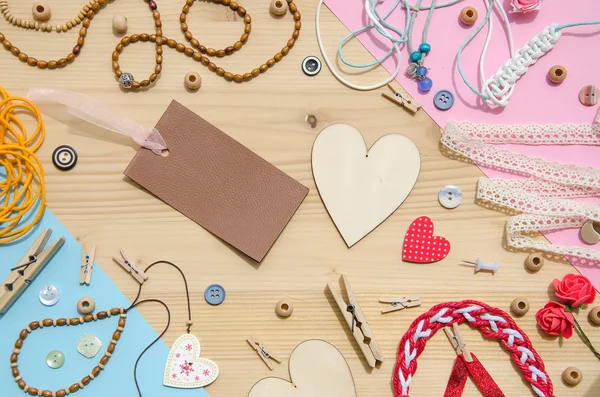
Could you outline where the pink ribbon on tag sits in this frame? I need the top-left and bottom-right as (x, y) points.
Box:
(26, 88), (167, 155)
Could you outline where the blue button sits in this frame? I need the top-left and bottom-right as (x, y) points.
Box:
(433, 89), (454, 110)
(204, 284), (225, 305)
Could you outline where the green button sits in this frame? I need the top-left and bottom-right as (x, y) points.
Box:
(46, 350), (65, 369)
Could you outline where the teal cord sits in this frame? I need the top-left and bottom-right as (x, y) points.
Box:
(555, 20), (600, 31)
(338, 0), (458, 69)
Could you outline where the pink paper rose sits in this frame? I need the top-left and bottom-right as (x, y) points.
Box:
(510, 0), (541, 13)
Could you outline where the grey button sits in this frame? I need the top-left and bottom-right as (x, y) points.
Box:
(438, 185), (463, 209)
(39, 285), (60, 306)
(77, 333), (102, 358)
(204, 284), (226, 305)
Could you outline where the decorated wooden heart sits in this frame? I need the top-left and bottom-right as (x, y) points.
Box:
(402, 216), (450, 263)
(248, 340), (357, 397)
(163, 334), (219, 388)
(312, 124), (421, 247)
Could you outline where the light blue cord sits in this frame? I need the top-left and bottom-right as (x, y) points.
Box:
(338, 0), (459, 69)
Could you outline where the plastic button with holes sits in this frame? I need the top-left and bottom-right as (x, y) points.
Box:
(438, 185), (462, 209)
(433, 90), (454, 110)
(204, 284), (226, 305)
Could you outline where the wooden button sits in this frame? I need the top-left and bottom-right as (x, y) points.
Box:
(184, 71), (202, 90)
(270, 0), (287, 16)
(112, 15), (128, 34)
(589, 306), (600, 325)
(510, 297), (529, 316)
(580, 220), (600, 245)
(524, 253), (544, 272)
(562, 367), (582, 386)
(32, 3), (51, 22)
(579, 85), (599, 106)
(77, 297), (95, 314)
(275, 299), (293, 317)
(548, 65), (567, 84)
(460, 7), (477, 25)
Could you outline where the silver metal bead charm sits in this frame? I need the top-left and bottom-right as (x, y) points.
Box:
(119, 72), (135, 89)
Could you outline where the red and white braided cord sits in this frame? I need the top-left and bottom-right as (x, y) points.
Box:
(392, 300), (554, 397)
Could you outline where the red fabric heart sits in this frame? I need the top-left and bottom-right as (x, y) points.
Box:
(402, 216), (450, 263)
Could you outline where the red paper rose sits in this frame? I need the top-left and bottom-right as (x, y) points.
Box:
(536, 301), (574, 338)
(553, 274), (596, 307)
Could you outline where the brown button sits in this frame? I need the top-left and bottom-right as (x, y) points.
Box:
(579, 85), (599, 106)
(580, 221), (600, 245)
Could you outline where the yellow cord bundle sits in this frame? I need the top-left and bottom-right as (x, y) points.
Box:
(0, 87), (46, 244)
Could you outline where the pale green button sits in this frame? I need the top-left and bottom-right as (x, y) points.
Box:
(46, 350), (65, 369)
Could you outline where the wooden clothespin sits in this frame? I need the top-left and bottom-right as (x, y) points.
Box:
(0, 229), (65, 314)
(80, 244), (96, 285)
(326, 274), (384, 368)
(113, 250), (148, 284)
(444, 323), (473, 362)
(246, 335), (281, 370)
(382, 83), (421, 114)
(379, 296), (421, 314)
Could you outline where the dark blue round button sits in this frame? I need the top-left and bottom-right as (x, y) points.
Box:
(204, 284), (225, 305)
(433, 89), (454, 110)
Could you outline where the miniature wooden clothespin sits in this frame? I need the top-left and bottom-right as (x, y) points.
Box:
(246, 335), (281, 370)
(0, 229), (65, 314)
(444, 323), (473, 362)
(113, 250), (148, 284)
(379, 296), (421, 314)
(327, 274), (384, 368)
(80, 244), (96, 285)
(382, 83), (421, 114)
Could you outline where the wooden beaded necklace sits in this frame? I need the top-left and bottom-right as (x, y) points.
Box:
(0, 0), (301, 89)
(0, 0), (94, 32)
(11, 261), (197, 397)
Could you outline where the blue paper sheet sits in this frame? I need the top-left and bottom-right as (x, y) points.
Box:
(0, 209), (210, 397)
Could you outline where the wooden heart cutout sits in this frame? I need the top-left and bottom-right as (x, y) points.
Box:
(247, 340), (357, 397)
(163, 334), (219, 388)
(402, 216), (450, 263)
(312, 124), (421, 247)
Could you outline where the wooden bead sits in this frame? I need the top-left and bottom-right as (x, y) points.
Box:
(57, 318), (67, 326)
(10, 353), (18, 363)
(184, 47), (194, 57)
(460, 6), (478, 25)
(82, 376), (91, 385)
(244, 15), (251, 24)
(27, 57), (37, 66)
(32, 3), (51, 22)
(20, 329), (29, 339)
(69, 384), (80, 393)
(100, 356), (109, 365)
(83, 314), (94, 322)
(580, 220), (600, 244)
(275, 299), (294, 317)
(15, 339), (23, 349)
(230, 2), (239, 10)
(10, 47), (20, 56)
(525, 253), (544, 272)
(113, 15), (127, 33)
(92, 367), (101, 377)
(112, 331), (121, 341)
(27, 387), (38, 396)
(72, 45), (81, 55)
(216, 67), (225, 76)
(184, 71), (201, 90)
(216, 49), (225, 57)
(562, 367), (582, 386)
(243, 73), (252, 81)
(56, 390), (66, 397)
(240, 33), (249, 43)
(107, 344), (115, 354)
(110, 308), (121, 315)
(224, 46), (235, 55)
(70, 317), (80, 325)
(270, 0), (287, 16)
(206, 48), (216, 56)
(293, 11), (301, 21)
(589, 306), (600, 325)
(224, 72), (234, 81)
(78, 297), (95, 314)
(266, 59), (275, 68)
(274, 53), (283, 62)
(251, 68), (260, 77)
(259, 64), (268, 73)
(234, 41), (243, 51)
(42, 390), (52, 397)
(548, 65), (567, 84)
(17, 380), (26, 389)
(294, 21), (301, 30)
(289, 2), (298, 12)
(66, 53), (75, 63)
(176, 43), (185, 52)
(18, 53), (28, 62)
(2, 39), (12, 49)
(208, 62), (217, 71)
(233, 74), (243, 82)
(510, 297), (529, 316)
(281, 46), (289, 56)
(237, 6), (246, 17)
(42, 319), (53, 327)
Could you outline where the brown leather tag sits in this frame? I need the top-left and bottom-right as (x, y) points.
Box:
(124, 101), (308, 262)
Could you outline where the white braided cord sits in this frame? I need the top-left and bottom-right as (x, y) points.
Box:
(483, 25), (561, 106)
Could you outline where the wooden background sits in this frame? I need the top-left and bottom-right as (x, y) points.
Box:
(1, 0), (598, 396)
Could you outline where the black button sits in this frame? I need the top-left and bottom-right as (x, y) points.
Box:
(52, 145), (78, 171)
(302, 56), (322, 76)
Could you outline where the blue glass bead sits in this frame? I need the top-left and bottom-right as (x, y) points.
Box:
(410, 51), (422, 63)
(419, 43), (431, 54)
(418, 77), (433, 92)
(416, 66), (428, 77)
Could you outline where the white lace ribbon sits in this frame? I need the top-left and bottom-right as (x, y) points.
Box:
(26, 88), (167, 155)
(441, 121), (600, 266)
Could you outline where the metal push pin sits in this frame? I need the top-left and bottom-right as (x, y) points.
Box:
(461, 258), (499, 274)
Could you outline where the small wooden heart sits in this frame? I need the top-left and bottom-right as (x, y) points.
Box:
(163, 334), (219, 388)
(247, 340), (357, 397)
(312, 124), (421, 247)
(402, 216), (450, 263)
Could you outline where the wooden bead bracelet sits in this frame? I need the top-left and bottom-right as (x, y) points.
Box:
(0, 0), (301, 89)
(11, 308), (127, 397)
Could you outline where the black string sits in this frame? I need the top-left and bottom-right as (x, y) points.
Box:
(124, 260), (194, 397)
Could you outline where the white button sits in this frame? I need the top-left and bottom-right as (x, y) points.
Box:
(39, 285), (60, 306)
(438, 185), (462, 209)
(77, 333), (102, 358)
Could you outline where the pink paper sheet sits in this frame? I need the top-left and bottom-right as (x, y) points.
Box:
(324, 0), (600, 285)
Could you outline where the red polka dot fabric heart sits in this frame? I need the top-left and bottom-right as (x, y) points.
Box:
(402, 216), (450, 263)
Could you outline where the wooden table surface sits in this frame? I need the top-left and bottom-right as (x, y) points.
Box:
(1, 1), (598, 396)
